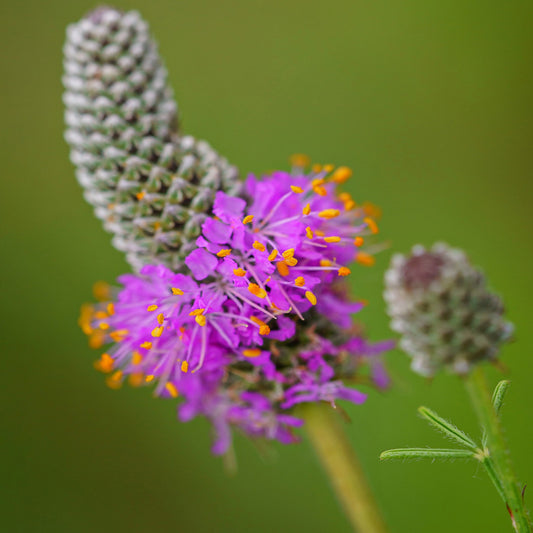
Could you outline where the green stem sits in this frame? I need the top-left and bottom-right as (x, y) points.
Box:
(464, 366), (531, 532)
(300, 402), (389, 533)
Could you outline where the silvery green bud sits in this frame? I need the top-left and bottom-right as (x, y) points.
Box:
(63, 7), (241, 271)
(384, 243), (513, 376)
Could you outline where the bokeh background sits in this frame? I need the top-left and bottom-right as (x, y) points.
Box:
(2, 1), (532, 531)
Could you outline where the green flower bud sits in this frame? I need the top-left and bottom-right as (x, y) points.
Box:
(384, 243), (514, 376)
(63, 7), (241, 271)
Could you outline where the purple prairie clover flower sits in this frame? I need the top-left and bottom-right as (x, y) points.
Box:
(80, 161), (392, 454)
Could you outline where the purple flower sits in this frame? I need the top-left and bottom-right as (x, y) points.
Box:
(80, 162), (391, 454)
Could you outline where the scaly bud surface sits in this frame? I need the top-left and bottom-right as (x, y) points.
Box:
(63, 7), (241, 271)
(384, 243), (513, 376)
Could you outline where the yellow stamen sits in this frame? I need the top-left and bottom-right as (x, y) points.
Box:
(195, 314), (207, 327)
(140, 341), (152, 349)
(181, 361), (189, 373)
(277, 261), (290, 277)
(362, 202), (382, 219)
(324, 236), (341, 243)
(128, 373), (144, 387)
(171, 287), (184, 295)
(364, 217), (379, 234)
(165, 382), (179, 398)
(305, 226), (314, 239)
(98, 322), (109, 331)
(344, 200), (356, 210)
(106, 303), (115, 315)
(145, 375), (155, 383)
(217, 248), (232, 257)
(157, 313), (165, 325)
(89, 330), (105, 349)
(147, 304), (158, 312)
(268, 249), (278, 261)
(136, 191), (145, 200)
(285, 257), (298, 266)
(151, 325), (164, 338)
(109, 329), (128, 342)
(318, 209), (340, 219)
(253, 241), (266, 252)
(302, 203), (311, 215)
(290, 153), (311, 168)
(189, 308), (205, 316)
(290, 185), (304, 194)
(94, 311), (108, 319)
(338, 266), (351, 276)
(315, 230), (325, 236)
(332, 166), (352, 183)
(295, 276), (306, 287)
(94, 353), (114, 373)
(248, 283), (267, 299)
(282, 249), (295, 259)
(243, 348), (262, 358)
(312, 164), (322, 173)
(305, 291), (317, 305)
(233, 267), (247, 277)
(354, 236), (364, 247)
(323, 164), (334, 173)
(106, 370), (123, 389)
(132, 351), (143, 365)
(242, 214), (254, 224)
(356, 252), (376, 267)
(259, 325), (270, 335)
(320, 259), (332, 267)
(92, 281), (110, 302)
(314, 185), (327, 196)
(311, 178), (325, 188)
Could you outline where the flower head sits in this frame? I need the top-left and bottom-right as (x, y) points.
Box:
(384, 243), (514, 376)
(80, 163), (392, 453)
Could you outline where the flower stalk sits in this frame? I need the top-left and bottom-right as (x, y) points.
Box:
(300, 402), (389, 533)
(464, 367), (531, 533)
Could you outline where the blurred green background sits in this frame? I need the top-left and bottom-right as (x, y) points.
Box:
(2, 0), (532, 531)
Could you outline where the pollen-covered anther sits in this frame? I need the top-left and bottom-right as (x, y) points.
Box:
(157, 313), (165, 325)
(98, 322), (110, 330)
(320, 259), (332, 267)
(290, 153), (311, 168)
(364, 217), (379, 234)
(93, 281), (111, 302)
(216, 248), (232, 258)
(195, 314), (207, 326)
(338, 267), (351, 276)
(268, 249), (278, 261)
(243, 348), (262, 358)
(242, 215), (254, 224)
(250, 315), (271, 335)
(106, 303), (115, 315)
(165, 383), (179, 398)
(151, 325), (164, 337)
(181, 361), (189, 373)
(303, 203), (311, 215)
(312, 178), (327, 196)
(332, 166), (352, 183)
(233, 268), (247, 277)
(305, 291), (317, 305)
(109, 329), (128, 342)
(132, 351), (143, 365)
(305, 226), (314, 239)
(106, 370), (123, 390)
(277, 261), (290, 277)
(145, 375), (155, 383)
(147, 304), (158, 312)
(295, 276), (306, 287)
(140, 341), (152, 349)
(248, 283), (267, 299)
(324, 236), (341, 243)
(354, 236), (364, 247)
(323, 164), (334, 173)
(253, 241), (266, 252)
(356, 252), (375, 267)
(319, 209), (341, 219)
(290, 185), (304, 194)
(136, 191), (145, 200)
(94, 353), (114, 373)
(171, 287), (184, 295)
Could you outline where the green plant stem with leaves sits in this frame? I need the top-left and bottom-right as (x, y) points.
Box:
(300, 402), (389, 533)
(464, 367), (531, 532)
(381, 368), (531, 532)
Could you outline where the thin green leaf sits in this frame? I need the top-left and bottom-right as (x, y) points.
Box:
(418, 406), (479, 450)
(492, 380), (511, 415)
(380, 448), (475, 461)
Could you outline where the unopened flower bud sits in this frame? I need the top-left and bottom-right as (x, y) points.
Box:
(384, 243), (513, 376)
(63, 7), (241, 271)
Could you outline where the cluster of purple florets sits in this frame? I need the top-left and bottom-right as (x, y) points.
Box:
(81, 166), (392, 454)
